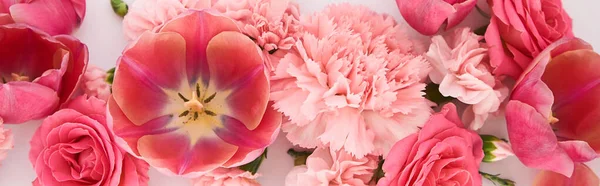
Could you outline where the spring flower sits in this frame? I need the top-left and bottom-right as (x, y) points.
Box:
(377, 103), (484, 186)
(0, 0), (85, 35)
(506, 38), (600, 177)
(426, 27), (508, 130)
(271, 4), (432, 158)
(82, 65), (111, 101)
(0, 24), (88, 124)
(0, 118), (13, 164)
(285, 147), (379, 186)
(29, 96), (150, 186)
(109, 10), (281, 177)
(533, 163), (599, 186)
(123, 0), (301, 70)
(191, 168), (260, 186)
(395, 0), (477, 35)
(485, 0), (574, 78)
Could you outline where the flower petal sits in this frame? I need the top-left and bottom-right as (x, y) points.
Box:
(9, 0), (83, 35)
(159, 10), (239, 84)
(395, 0), (456, 35)
(0, 81), (59, 123)
(558, 141), (599, 162)
(505, 100), (574, 177)
(53, 35), (88, 104)
(206, 31), (269, 130)
(215, 102), (281, 149)
(533, 163), (599, 186)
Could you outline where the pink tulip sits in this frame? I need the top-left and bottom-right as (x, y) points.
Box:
(506, 38), (600, 177)
(0, 24), (88, 124)
(395, 0), (478, 35)
(533, 163), (599, 186)
(0, 0), (85, 35)
(108, 10), (281, 177)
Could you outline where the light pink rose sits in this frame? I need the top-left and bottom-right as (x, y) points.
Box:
(82, 65), (111, 101)
(426, 27), (508, 130)
(506, 38), (600, 177)
(271, 4), (432, 158)
(395, 0), (477, 35)
(29, 96), (149, 186)
(285, 147), (379, 186)
(0, 24), (88, 124)
(0, 0), (85, 35)
(191, 168), (260, 186)
(0, 118), (14, 164)
(485, 0), (574, 78)
(377, 103), (484, 186)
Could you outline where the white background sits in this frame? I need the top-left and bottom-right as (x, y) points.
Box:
(2, 0), (600, 185)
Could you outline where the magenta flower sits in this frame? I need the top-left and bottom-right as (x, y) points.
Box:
(0, 0), (86, 35)
(506, 38), (600, 177)
(109, 10), (281, 176)
(0, 24), (88, 124)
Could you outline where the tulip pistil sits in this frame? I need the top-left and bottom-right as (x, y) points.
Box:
(178, 83), (219, 122)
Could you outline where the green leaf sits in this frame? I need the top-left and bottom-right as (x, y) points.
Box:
(287, 149), (313, 166)
(480, 171), (516, 186)
(239, 148), (268, 175)
(111, 0), (129, 17)
(424, 83), (455, 105)
(106, 67), (115, 85)
(369, 157), (385, 184)
(474, 25), (489, 36)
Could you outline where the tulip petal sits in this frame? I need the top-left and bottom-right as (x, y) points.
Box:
(533, 163), (599, 186)
(558, 141), (598, 162)
(9, 0), (83, 35)
(53, 35), (88, 104)
(112, 55), (173, 125)
(206, 31), (269, 130)
(159, 10), (239, 84)
(396, 0), (455, 35)
(215, 102), (281, 149)
(0, 82), (59, 123)
(505, 100), (574, 177)
(121, 32), (187, 90)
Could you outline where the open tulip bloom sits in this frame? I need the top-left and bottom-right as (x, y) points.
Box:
(108, 10), (281, 177)
(506, 38), (600, 177)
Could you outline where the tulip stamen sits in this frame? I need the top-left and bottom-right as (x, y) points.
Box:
(179, 110), (190, 117)
(1, 77), (6, 84)
(193, 112), (199, 120)
(178, 93), (189, 102)
(204, 110), (217, 116)
(204, 92), (217, 103)
(196, 83), (201, 98)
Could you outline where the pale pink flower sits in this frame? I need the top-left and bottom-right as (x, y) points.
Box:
(191, 168), (260, 186)
(271, 4), (432, 158)
(0, 118), (14, 164)
(285, 147), (378, 186)
(426, 27), (508, 130)
(123, 0), (300, 69)
(82, 65), (111, 101)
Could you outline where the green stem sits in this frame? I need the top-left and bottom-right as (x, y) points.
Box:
(369, 157), (385, 184)
(287, 149), (313, 166)
(480, 171), (515, 186)
(111, 0), (129, 17)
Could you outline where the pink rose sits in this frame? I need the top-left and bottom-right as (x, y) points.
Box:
(485, 0), (574, 78)
(191, 168), (260, 186)
(378, 103), (484, 186)
(0, 118), (14, 164)
(0, 0), (85, 35)
(506, 38), (600, 177)
(395, 0), (477, 35)
(82, 65), (111, 101)
(30, 96), (149, 186)
(285, 147), (379, 186)
(0, 24), (88, 124)
(426, 27), (508, 130)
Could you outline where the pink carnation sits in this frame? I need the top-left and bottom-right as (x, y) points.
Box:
(0, 118), (13, 164)
(122, 0), (301, 69)
(82, 65), (111, 101)
(271, 4), (432, 158)
(191, 168), (260, 186)
(285, 147), (378, 186)
(426, 27), (508, 130)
